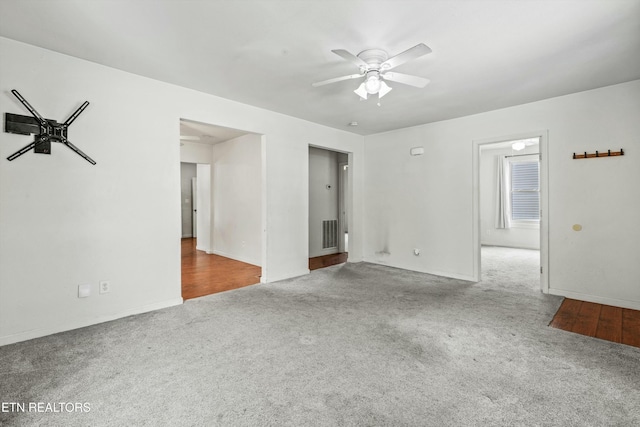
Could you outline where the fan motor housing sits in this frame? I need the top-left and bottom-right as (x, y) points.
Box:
(357, 49), (388, 69)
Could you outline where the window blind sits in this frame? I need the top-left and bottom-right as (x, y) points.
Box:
(510, 161), (539, 220)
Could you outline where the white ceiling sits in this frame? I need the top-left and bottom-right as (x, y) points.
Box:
(1, 0), (639, 136)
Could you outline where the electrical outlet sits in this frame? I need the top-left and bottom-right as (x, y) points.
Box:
(78, 284), (91, 298)
(99, 280), (111, 294)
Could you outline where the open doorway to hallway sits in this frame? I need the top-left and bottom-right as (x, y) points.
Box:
(309, 146), (350, 270)
(179, 119), (263, 299)
(478, 136), (543, 289)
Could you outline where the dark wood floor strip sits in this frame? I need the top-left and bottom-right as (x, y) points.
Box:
(621, 309), (640, 348)
(549, 299), (582, 331)
(595, 305), (623, 343)
(550, 298), (640, 349)
(571, 301), (601, 337)
(309, 252), (348, 271)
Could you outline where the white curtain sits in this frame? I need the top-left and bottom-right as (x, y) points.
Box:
(496, 155), (511, 229)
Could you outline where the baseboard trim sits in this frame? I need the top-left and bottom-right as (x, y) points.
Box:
(211, 249), (261, 267)
(261, 269), (310, 284)
(481, 243), (540, 251)
(548, 289), (640, 311)
(0, 298), (184, 347)
(363, 259), (476, 282)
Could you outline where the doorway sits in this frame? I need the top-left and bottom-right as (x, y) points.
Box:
(180, 162), (197, 238)
(180, 162), (211, 248)
(179, 119), (264, 299)
(308, 146), (350, 270)
(473, 131), (549, 292)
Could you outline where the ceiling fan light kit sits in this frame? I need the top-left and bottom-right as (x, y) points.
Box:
(354, 83), (368, 99)
(313, 43), (432, 101)
(364, 72), (381, 93)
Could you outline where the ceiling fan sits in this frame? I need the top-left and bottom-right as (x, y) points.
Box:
(312, 43), (432, 100)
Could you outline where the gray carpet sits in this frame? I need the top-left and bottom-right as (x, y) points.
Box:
(1, 247), (639, 426)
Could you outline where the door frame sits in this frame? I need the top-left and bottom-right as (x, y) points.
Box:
(191, 177), (197, 238)
(307, 145), (352, 261)
(195, 164), (211, 252)
(337, 162), (349, 253)
(472, 130), (549, 293)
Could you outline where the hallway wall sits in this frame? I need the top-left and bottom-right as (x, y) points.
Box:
(211, 133), (262, 266)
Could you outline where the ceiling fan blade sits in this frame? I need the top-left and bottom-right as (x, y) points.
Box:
(381, 72), (430, 88)
(312, 73), (363, 87)
(381, 43), (432, 70)
(331, 49), (369, 68)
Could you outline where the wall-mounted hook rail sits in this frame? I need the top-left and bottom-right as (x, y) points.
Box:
(572, 149), (624, 160)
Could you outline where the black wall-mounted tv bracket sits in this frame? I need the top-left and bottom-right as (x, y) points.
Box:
(4, 89), (96, 165)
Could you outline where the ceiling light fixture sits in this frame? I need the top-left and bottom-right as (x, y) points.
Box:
(378, 80), (392, 98)
(314, 44), (431, 102)
(354, 83), (368, 100)
(354, 71), (393, 100)
(364, 73), (381, 94)
(512, 141), (526, 151)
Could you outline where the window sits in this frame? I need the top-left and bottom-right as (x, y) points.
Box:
(510, 157), (539, 222)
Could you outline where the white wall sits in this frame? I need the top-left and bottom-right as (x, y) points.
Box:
(180, 162), (197, 237)
(196, 164), (211, 252)
(364, 80), (640, 309)
(0, 37), (364, 345)
(211, 133), (262, 266)
(480, 144), (540, 249)
(309, 147), (339, 258)
(180, 140), (213, 164)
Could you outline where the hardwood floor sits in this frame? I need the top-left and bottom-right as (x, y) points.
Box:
(181, 238), (261, 300)
(309, 252), (348, 271)
(549, 298), (640, 348)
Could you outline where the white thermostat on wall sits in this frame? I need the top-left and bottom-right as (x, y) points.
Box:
(410, 146), (425, 156)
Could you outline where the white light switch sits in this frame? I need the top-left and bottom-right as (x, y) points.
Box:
(78, 284), (91, 298)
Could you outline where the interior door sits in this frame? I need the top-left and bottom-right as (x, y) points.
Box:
(191, 177), (197, 238)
